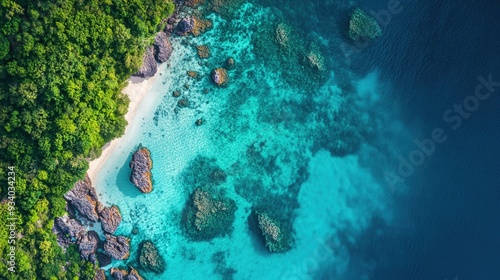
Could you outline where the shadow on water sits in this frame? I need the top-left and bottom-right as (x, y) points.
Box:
(115, 150), (142, 198)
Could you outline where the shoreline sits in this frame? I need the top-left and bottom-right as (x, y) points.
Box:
(87, 73), (160, 184)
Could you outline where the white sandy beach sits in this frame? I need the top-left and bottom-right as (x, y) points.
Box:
(87, 73), (160, 184)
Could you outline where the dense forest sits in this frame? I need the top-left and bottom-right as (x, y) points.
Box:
(0, 0), (174, 279)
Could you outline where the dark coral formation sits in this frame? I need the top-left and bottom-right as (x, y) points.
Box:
(130, 147), (153, 193)
(138, 240), (166, 274)
(211, 68), (229, 87)
(135, 46), (158, 78)
(104, 235), (130, 260)
(212, 251), (237, 280)
(224, 57), (235, 70)
(253, 211), (292, 253)
(153, 31), (173, 63)
(64, 174), (101, 222)
(99, 205), (122, 234)
(181, 156), (228, 191)
(196, 45), (210, 58)
(348, 8), (382, 42)
(183, 188), (237, 241)
(192, 18), (213, 36)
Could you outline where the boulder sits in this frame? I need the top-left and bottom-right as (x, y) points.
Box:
(94, 269), (106, 280)
(138, 240), (166, 274)
(135, 46), (157, 78)
(110, 268), (128, 280)
(224, 57), (236, 70)
(127, 267), (144, 280)
(183, 188), (237, 240)
(153, 32), (173, 63)
(176, 18), (195, 35)
(99, 205), (122, 234)
(254, 211), (292, 253)
(129, 147), (153, 193)
(104, 235), (130, 260)
(78, 230), (100, 261)
(53, 214), (86, 239)
(211, 68), (229, 87)
(64, 174), (100, 222)
(97, 252), (112, 267)
(348, 8), (382, 42)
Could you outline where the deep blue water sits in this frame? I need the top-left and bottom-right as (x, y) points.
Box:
(353, 1), (500, 279)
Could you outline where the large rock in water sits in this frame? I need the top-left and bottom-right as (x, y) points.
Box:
(183, 188), (237, 240)
(127, 267), (144, 280)
(99, 205), (122, 234)
(348, 8), (382, 42)
(153, 32), (173, 63)
(211, 68), (229, 87)
(110, 268), (128, 280)
(130, 147), (153, 193)
(176, 18), (195, 35)
(94, 269), (106, 280)
(138, 240), (166, 273)
(104, 235), (130, 260)
(254, 211), (292, 253)
(64, 175), (101, 222)
(78, 230), (100, 262)
(135, 46), (157, 78)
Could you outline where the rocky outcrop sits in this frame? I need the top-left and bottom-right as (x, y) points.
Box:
(192, 18), (213, 37)
(348, 8), (382, 42)
(254, 211), (292, 253)
(53, 214), (86, 240)
(64, 174), (100, 222)
(104, 235), (130, 260)
(129, 147), (153, 193)
(183, 188), (237, 240)
(135, 46), (157, 78)
(94, 269), (106, 280)
(97, 252), (112, 267)
(153, 32), (173, 63)
(99, 205), (122, 234)
(176, 18), (195, 35)
(78, 230), (100, 262)
(127, 267), (144, 280)
(110, 268), (128, 280)
(138, 240), (166, 274)
(211, 68), (229, 87)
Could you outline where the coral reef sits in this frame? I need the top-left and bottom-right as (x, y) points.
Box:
(138, 240), (167, 274)
(183, 188), (237, 241)
(196, 45), (211, 58)
(224, 57), (236, 70)
(192, 18), (213, 37)
(348, 8), (382, 42)
(253, 211), (292, 253)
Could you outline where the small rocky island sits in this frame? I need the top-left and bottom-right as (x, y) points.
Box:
(129, 147), (154, 193)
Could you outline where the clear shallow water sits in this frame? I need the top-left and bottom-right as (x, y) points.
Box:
(93, 0), (500, 279)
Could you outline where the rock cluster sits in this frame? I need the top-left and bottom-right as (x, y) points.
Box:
(153, 31), (173, 63)
(64, 174), (101, 222)
(348, 8), (382, 42)
(110, 267), (144, 280)
(255, 211), (292, 253)
(138, 240), (166, 274)
(94, 269), (106, 280)
(99, 205), (122, 234)
(78, 230), (100, 262)
(211, 68), (229, 87)
(104, 235), (130, 260)
(129, 147), (154, 193)
(176, 18), (195, 35)
(135, 46), (158, 78)
(183, 188), (237, 240)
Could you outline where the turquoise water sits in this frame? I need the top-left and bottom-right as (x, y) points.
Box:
(93, 3), (411, 279)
